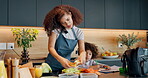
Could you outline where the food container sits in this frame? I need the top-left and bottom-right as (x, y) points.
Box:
(80, 73), (98, 78)
(59, 73), (78, 78)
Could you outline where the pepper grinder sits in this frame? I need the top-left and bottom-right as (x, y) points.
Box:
(7, 57), (12, 78)
(12, 58), (19, 78)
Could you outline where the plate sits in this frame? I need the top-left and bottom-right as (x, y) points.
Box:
(102, 55), (119, 59)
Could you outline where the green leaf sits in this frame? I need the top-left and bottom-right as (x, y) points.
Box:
(117, 32), (143, 49)
(11, 28), (39, 49)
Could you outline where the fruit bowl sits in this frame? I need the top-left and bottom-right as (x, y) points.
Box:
(102, 55), (119, 59)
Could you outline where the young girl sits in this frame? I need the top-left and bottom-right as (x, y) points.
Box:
(43, 5), (86, 73)
(78, 42), (110, 70)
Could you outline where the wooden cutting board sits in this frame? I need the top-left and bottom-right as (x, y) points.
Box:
(19, 67), (32, 78)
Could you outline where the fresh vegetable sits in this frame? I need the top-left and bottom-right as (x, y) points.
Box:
(41, 63), (52, 73)
(79, 68), (101, 75)
(62, 68), (80, 74)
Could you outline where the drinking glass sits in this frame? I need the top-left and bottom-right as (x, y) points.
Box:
(35, 65), (42, 78)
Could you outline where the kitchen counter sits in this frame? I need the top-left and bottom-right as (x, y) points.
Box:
(95, 57), (122, 66)
(41, 72), (148, 78)
(94, 57), (121, 61)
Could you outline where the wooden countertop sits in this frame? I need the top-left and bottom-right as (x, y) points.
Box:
(41, 72), (148, 78)
(99, 72), (148, 78)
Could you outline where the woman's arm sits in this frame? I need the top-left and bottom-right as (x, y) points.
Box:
(48, 32), (71, 68)
(77, 40), (86, 64)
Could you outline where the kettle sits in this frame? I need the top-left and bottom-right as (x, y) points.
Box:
(0, 51), (7, 78)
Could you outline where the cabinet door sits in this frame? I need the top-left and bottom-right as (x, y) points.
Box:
(105, 0), (124, 29)
(124, 0), (140, 29)
(37, 0), (61, 27)
(0, 0), (7, 25)
(85, 0), (104, 28)
(9, 0), (36, 26)
(141, 0), (148, 30)
(62, 0), (84, 28)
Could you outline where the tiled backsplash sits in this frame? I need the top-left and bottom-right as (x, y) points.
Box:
(0, 27), (147, 60)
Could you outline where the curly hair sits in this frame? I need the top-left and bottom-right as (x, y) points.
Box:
(43, 5), (83, 36)
(85, 42), (99, 59)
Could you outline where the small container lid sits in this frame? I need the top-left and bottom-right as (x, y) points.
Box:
(80, 73), (98, 78)
(59, 73), (78, 78)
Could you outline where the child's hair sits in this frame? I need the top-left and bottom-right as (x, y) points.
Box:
(43, 5), (83, 36)
(85, 42), (99, 59)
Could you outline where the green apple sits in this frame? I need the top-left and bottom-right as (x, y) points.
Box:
(102, 53), (107, 56)
(113, 52), (117, 55)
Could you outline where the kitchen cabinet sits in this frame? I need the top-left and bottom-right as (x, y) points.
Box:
(105, 0), (124, 29)
(62, 0), (84, 28)
(124, 0), (140, 29)
(0, 0), (7, 25)
(9, 0), (36, 26)
(85, 0), (104, 28)
(140, 0), (148, 30)
(1, 0), (148, 30)
(37, 0), (61, 27)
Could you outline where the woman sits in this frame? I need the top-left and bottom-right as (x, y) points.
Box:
(43, 5), (86, 73)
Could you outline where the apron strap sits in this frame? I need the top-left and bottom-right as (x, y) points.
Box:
(60, 27), (78, 40)
(72, 27), (78, 40)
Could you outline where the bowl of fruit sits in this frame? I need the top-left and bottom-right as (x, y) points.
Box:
(101, 51), (119, 59)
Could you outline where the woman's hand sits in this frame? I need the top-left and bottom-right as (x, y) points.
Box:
(78, 52), (86, 64)
(58, 57), (71, 69)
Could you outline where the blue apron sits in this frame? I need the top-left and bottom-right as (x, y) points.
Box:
(45, 28), (78, 71)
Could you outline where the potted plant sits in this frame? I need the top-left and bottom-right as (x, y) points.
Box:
(117, 32), (143, 50)
(11, 28), (39, 64)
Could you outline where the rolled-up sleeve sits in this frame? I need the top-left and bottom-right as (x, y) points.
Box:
(75, 28), (84, 40)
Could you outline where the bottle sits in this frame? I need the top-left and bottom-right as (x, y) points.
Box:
(7, 57), (12, 78)
(0, 51), (7, 78)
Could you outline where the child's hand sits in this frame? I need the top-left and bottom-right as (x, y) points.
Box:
(103, 65), (111, 70)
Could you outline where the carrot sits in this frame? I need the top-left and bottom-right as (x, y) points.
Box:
(79, 68), (101, 75)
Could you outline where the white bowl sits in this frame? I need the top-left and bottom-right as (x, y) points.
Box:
(102, 55), (119, 59)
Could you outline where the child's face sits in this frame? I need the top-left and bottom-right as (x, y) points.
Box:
(86, 50), (92, 61)
(60, 13), (73, 29)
